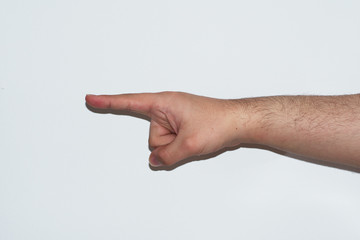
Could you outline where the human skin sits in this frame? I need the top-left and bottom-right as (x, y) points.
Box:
(85, 92), (360, 169)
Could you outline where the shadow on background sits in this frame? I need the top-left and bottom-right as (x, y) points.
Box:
(86, 103), (360, 173)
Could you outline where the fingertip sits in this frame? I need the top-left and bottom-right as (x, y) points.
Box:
(85, 94), (107, 108)
(85, 94), (93, 102)
(86, 93), (96, 99)
(149, 154), (164, 167)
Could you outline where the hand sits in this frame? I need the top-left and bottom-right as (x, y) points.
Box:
(85, 92), (243, 167)
(86, 92), (360, 170)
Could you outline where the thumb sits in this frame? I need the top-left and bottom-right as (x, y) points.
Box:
(149, 134), (199, 167)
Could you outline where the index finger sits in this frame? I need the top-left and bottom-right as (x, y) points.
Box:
(85, 93), (157, 116)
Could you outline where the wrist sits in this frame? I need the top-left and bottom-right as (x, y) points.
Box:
(223, 99), (255, 146)
(225, 97), (271, 146)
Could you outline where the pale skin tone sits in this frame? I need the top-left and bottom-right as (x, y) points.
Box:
(85, 92), (360, 169)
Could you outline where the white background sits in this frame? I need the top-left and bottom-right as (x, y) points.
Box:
(1, 0), (360, 239)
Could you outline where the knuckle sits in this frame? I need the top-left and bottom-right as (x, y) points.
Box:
(160, 91), (182, 99)
(148, 136), (157, 148)
(182, 136), (199, 154)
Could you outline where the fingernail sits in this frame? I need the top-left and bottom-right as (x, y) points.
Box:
(149, 155), (163, 167)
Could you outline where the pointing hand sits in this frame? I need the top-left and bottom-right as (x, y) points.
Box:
(85, 92), (242, 167)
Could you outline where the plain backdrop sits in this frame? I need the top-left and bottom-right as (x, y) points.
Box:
(1, 0), (360, 239)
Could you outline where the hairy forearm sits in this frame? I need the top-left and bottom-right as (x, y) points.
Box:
(230, 94), (360, 168)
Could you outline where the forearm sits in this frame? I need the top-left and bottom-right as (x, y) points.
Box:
(86, 91), (360, 168)
(230, 94), (360, 168)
